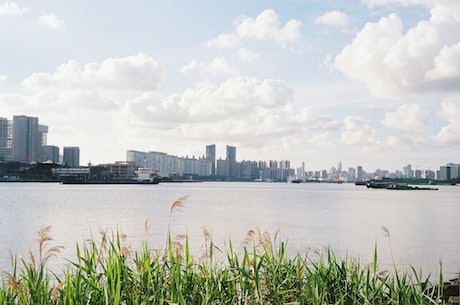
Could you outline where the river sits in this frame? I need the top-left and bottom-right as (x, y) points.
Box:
(1, 181), (459, 280)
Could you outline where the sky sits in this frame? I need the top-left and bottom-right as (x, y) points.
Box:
(1, 0), (459, 172)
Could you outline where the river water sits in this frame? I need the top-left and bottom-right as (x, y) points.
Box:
(1, 182), (459, 280)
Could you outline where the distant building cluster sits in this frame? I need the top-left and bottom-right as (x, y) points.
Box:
(1, 114), (459, 182)
(0, 115), (80, 166)
(126, 145), (295, 181)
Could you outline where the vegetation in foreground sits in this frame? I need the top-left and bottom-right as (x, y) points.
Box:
(0, 197), (446, 305)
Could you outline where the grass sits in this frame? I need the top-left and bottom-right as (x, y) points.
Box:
(0, 198), (445, 305)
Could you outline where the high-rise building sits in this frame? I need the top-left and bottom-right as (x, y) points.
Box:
(404, 164), (413, 178)
(0, 117), (12, 160)
(206, 144), (216, 175)
(439, 163), (460, 181)
(357, 166), (363, 180)
(39, 125), (48, 147)
(63, 146), (80, 167)
(226, 145), (236, 161)
(12, 115), (40, 163)
(41, 145), (60, 163)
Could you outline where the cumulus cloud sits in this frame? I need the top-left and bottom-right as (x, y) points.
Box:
(207, 9), (302, 50)
(381, 104), (430, 133)
(180, 57), (238, 76)
(0, 54), (164, 116)
(436, 96), (460, 144)
(22, 53), (164, 92)
(236, 48), (260, 62)
(235, 9), (302, 47)
(0, 1), (29, 16)
(39, 13), (65, 29)
(425, 42), (460, 81)
(334, 2), (460, 97)
(340, 116), (377, 146)
(315, 11), (350, 28)
(205, 34), (241, 49)
(124, 76), (337, 144)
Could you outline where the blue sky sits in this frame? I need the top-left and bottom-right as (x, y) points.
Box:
(1, 0), (459, 172)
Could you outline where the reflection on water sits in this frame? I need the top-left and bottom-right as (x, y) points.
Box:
(1, 182), (459, 280)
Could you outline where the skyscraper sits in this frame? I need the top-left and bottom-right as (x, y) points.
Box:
(39, 125), (48, 147)
(0, 118), (11, 160)
(63, 146), (80, 167)
(12, 115), (40, 163)
(226, 145), (236, 161)
(205, 144), (216, 175)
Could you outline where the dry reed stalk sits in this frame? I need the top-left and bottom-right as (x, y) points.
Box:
(169, 195), (190, 215)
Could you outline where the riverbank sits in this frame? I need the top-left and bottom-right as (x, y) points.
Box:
(1, 224), (457, 304)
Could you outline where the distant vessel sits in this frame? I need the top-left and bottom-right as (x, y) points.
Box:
(134, 167), (161, 184)
(366, 179), (393, 189)
(386, 183), (438, 191)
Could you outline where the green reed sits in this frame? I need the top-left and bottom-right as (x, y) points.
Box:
(0, 199), (445, 305)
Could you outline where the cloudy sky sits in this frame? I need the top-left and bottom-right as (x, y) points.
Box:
(1, 0), (459, 172)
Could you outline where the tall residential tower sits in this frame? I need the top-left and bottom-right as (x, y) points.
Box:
(12, 115), (41, 163)
(226, 145), (236, 161)
(205, 144), (216, 175)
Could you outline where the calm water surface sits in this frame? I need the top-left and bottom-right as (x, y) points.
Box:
(1, 182), (459, 280)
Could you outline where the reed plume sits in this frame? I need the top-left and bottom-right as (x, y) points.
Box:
(169, 195), (189, 216)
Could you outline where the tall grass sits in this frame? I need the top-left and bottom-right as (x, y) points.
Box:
(0, 198), (445, 305)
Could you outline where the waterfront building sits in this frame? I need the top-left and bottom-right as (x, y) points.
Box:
(0, 118), (12, 160)
(439, 163), (460, 181)
(126, 150), (212, 177)
(226, 145), (236, 161)
(63, 146), (80, 167)
(41, 145), (59, 163)
(12, 115), (40, 163)
(97, 161), (138, 179)
(181, 155), (212, 176)
(206, 144), (216, 175)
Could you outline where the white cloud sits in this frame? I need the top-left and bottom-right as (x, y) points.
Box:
(39, 13), (65, 29)
(180, 57), (238, 76)
(340, 116), (377, 146)
(315, 11), (350, 28)
(334, 2), (460, 97)
(381, 104), (430, 133)
(205, 34), (241, 49)
(236, 48), (260, 62)
(425, 42), (460, 81)
(22, 53), (164, 92)
(0, 1), (29, 16)
(436, 96), (460, 144)
(235, 9), (302, 47)
(124, 76), (312, 140)
(207, 9), (302, 50)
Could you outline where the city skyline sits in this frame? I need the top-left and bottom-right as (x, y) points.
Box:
(0, 114), (458, 175)
(1, 1), (459, 170)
